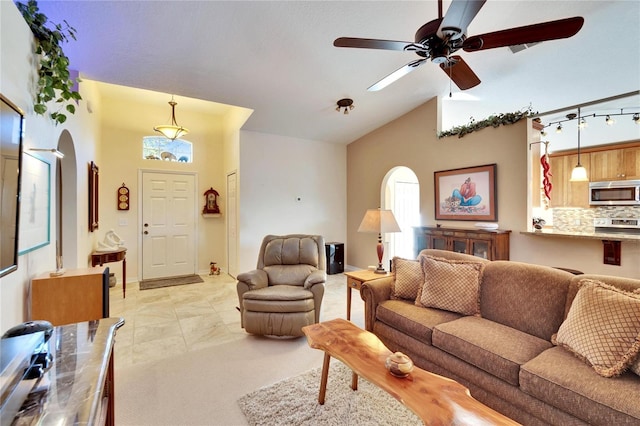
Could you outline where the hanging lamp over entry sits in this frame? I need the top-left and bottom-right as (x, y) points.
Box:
(154, 96), (189, 140)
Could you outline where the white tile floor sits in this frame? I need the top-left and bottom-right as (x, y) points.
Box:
(109, 272), (365, 369)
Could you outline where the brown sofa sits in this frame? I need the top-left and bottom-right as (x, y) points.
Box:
(360, 249), (640, 426)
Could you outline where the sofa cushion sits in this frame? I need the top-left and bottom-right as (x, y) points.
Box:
(480, 261), (571, 341)
(376, 300), (461, 345)
(390, 257), (423, 301)
(554, 279), (640, 378)
(416, 255), (484, 316)
(433, 316), (553, 386)
(521, 346), (640, 425)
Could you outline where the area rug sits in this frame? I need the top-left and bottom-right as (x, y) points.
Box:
(139, 274), (204, 290)
(237, 361), (421, 425)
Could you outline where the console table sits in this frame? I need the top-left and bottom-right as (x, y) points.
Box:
(11, 318), (125, 426)
(91, 248), (127, 298)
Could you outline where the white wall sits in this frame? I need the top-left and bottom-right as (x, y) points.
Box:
(0, 1), (100, 333)
(238, 131), (347, 273)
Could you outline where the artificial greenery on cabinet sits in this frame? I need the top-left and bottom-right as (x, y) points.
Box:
(17, 0), (81, 124)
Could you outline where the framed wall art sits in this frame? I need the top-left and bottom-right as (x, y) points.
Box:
(18, 152), (50, 254)
(434, 164), (497, 221)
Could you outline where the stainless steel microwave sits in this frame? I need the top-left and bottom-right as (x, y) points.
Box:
(589, 180), (640, 205)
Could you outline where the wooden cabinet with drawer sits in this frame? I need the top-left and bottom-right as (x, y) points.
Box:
(414, 226), (511, 260)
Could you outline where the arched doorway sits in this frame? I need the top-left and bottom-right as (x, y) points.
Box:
(57, 130), (78, 268)
(381, 167), (420, 262)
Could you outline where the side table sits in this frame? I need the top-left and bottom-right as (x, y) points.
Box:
(344, 269), (392, 321)
(91, 248), (127, 298)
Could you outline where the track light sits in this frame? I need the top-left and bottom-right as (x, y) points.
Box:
(555, 123), (562, 133)
(634, 113), (640, 124)
(578, 117), (587, 129)
(605, 115), (615, 126)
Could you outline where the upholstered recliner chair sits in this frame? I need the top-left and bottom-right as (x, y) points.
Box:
(237, 234), (326, 337)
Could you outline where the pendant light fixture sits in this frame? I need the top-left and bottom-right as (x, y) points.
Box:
(154, 96), (189, 140)
(570, 107), (588, 182)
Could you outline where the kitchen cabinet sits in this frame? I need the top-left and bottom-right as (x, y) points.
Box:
(414, 226), (511, 260)
(590, 146), (640, 181)
(548, 153), (590, 208)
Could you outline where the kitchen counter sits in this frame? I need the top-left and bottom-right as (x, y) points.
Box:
(521, 229), (640, 242)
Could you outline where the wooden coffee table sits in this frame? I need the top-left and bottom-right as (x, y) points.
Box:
(302, 318), (519, 425)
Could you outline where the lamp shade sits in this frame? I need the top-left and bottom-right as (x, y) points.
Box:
(569, 165), (588, 182)
(358, 209), (401, 234)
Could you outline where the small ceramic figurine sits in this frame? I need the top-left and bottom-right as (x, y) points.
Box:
(96, 229), (125, 252)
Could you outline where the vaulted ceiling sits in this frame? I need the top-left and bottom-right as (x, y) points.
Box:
(35, 1), (640, 146)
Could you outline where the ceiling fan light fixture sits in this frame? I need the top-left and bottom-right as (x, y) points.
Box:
(154, 96), (189, 140)
(336, 98), (354, 115)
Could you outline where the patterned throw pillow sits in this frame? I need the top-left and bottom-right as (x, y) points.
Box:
(630, 289), (640, 376)
(390, 257), (423, 301)
(416, 255), (484, 316)
(554, 279), (640, 378)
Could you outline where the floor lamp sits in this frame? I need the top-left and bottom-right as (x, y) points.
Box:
(358, 208), (401, 274)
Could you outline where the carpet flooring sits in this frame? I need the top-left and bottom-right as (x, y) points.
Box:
(238, 361), (421, 425)
(139, 274), (204, 290)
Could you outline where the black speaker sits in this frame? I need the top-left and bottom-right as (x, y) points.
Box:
(325, 242), (344, 275)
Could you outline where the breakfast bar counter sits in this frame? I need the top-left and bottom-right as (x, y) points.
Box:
(521, 229), (640, 242)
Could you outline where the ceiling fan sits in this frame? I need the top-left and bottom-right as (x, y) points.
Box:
(334, 0), (584, 91)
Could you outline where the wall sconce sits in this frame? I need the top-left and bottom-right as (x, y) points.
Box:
(154, 96), (189, 140)
(357, 208), (401, 274)
(336, 98), (354, 115)
(30, 148), (64, 158)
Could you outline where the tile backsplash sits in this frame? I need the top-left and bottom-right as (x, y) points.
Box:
(553, 206), (640, 233)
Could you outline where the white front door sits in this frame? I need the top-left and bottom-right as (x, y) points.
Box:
(141, 172), (196, 280)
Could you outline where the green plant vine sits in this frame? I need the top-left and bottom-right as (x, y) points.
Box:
(16, 0), (81, 124)
(438, 106), (537, 139)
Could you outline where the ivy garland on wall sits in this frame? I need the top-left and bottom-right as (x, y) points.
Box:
(438, 106), (537, 139)
(17, 0), (81, 124)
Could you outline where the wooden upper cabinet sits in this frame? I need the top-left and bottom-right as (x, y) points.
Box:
(589, 146), (640, 181)
(549, 153), (590, 208)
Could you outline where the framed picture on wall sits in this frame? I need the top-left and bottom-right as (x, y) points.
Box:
(434, 164), (497, 221)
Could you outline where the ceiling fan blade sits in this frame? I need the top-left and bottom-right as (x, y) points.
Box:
(438, 0), (487, 40)
(334, 37), (418, 52)
(368, 58), (427, 91)
(462, 16), (584, 52)
(439, 56), (481, 90)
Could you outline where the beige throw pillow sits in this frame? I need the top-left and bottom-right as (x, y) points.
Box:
(554, 279), (640, 378)
(390, 257), (423, 301)
(416, 255), (484, 316)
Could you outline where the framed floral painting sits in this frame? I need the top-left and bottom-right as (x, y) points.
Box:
(434, 164), (497, 221)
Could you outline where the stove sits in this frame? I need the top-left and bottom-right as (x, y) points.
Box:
(593, 217), (640, 234)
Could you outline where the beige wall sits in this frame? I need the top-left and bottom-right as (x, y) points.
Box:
(98, 93), (230, 281)
(347, 98), (640, 279)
